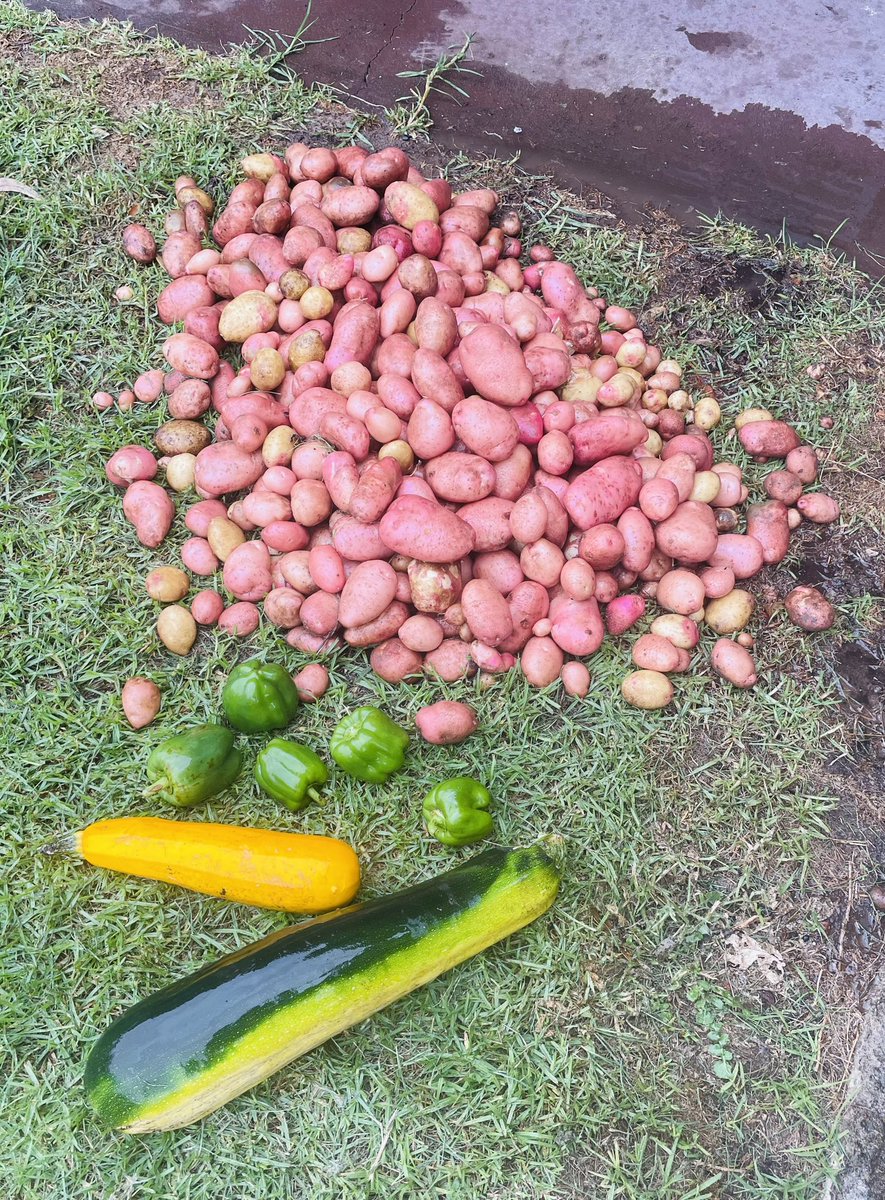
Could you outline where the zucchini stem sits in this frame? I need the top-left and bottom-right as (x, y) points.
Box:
(41, 832), (78, 856)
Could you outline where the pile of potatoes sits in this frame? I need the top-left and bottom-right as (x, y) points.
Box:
(104, 142), (841, 707)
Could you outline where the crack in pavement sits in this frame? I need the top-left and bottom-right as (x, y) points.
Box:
(359, 0), (420, 94)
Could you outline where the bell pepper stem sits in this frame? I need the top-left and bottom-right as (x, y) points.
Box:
(307, 786), (325, 805)
(142, 781), (167, 798)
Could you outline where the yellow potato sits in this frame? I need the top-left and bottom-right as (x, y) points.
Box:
(145, 566), (189, 603)
(156, 605), (197, 655)
(207, 516), (246, 562)
(165, 453), (196, 492)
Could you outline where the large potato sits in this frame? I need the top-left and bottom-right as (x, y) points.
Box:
(222, 540), (273, 601)
(424, 638), (473, 681)
(457, 497), (514, 552)
(520, 636), (564, 687)
(784, 585), (835, 631)
(797, 493), (840, 523)
(106, 446), (158, 487)
(163, 333), (219, 380)
(654, 501), (718, 563)
(194, 443), (264, 497)
(569, 410), (647, 465)
(746, 500), (791, 564)
(550, 597), (604, 656)
(564, 456), (643, 530)
(738, 420), (800, 457)
(331, 514), (391, 561)
(705, 589), (755, 634)
(655, 569), (706, 615)
(452, 396), (519, 461)
(458, 325), (533, 407)
(384, 181), (440, 230)
(349, 458), (401, 524)
(321, 185), (380, 227)
(711, 638), (757, 687)
(407, 399), (455, 459)
(123, 481), (174, 548)
(157, 275), (215, 325)
(499, 581), (549, 652)
(631, 634), (682, 673)
(338, 560), (398, 627)
(710, 534), (765, 579)
(380, 496), (475, 562)
(324, 300), (380, 370)
(425, 452), (496, 503)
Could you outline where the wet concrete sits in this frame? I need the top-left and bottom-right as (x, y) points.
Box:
(29, 0), (885, 269)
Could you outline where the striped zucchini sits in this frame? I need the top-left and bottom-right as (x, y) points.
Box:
(85, 844), (559, 1133)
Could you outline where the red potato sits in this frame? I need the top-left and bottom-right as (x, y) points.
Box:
(458, 325), (534, 407)
(411, 348), (464, 412)
(656, 569), (706, 615)
(169, 379), (211, 420)
(424, 638), (473, 681)
(460, 579), (513, 646)
(262, 521), (309, 552)
(520, 637), (564, 687)
(537, 430), (574, 476)
(492, 443), (533, 500)
(550, 597), (604, 656)
(185, 499), (228, 537)
(561, 661), (591, 698)
(338, 560), (398, 627)
(106, 446), (158, 486)
(309, 544), (346, 593)
(785, 585), (835, 631)
(578, 524), (624, 569)
(276, 550), (317, 594)
(219, 602), (261, 636)
(416, 700), (477, 744)
(472, 550), (522, 595)
(370, 639), (423, 683)
(322, 451), (360, 512)
(786, 445), (819, 483)
(654, 501), (718, 563)
(511, 490), (549, 543)
(520, 539), (565, 587)
(639, 477), (679, 521)
(621, 670), (673, 709)
(447, 488), (515, 552)
(746, 500), (791, 564)
(452, 395), (519, 461)
(712, 638), (758, 687)
(662, 433), (713, 472)
(222, 540), (273, 602)
(122, 224), (157, 264)
(632, 634), (682, 673)
(191, 590), (225, 625)
(711, 534), (765, 579)
(617, 508), (655, 573)
(157, 275), (215, 326)
(299, 590), (341, 636)
(321, 186), (380, 227)
(194, 443), (264, 497)
(349, 458), (402, 524)
(262, 587), (304, 628)
(293, 663), (330, 702)
(123, 481), (174, 548)
(122, 677), (161, 728)
(285, 627), (340, 655)
(498, 581), (549, 653)
(738, 420), (800, 458)
(331, 514), (392, 562)
(393, 613), (442, 654)
(414, 296), (458, 356)
(605, 593), (646, 635)
(564, 456), (643, 530)
(765, 470), (804, 504)
(698, 564), (736, 599)
(290, 479), (333, 528)
(241, 490), (292, 528)
(384, 182), (440, 230)
(324, 301), (381, 370)
(407, 399), (455, 459)
(380, 496), (475, 562)
(162, 230), (201, 278)
(290, 388), (346, 438)
(163, 333), (219, 380)
(344, 600), (409, 647)
(181, 537), (219, 576)
(797, 493), (840, 524)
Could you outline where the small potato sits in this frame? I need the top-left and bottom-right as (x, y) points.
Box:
(122, 224), (157, 264)
(689, 470), (721, 504)
(208, 516), (246, 562)
(250, 347), (286, 391)
(218, 601), (261, 636)
(561, 661), (591, 698)
(293, 663), (330, 702)
(705, 589), (755, 634)
(191, 589), (225, 625)
(711, 638), (757, 687)
(157, 604), (197, 655)
(649, 614), (700, 649)
(621, 669), (673, 709)
(290, 478), (333, 527)
(370, 638), (423, 683)
(121, 678), (161, 729)
(520, 538), (566, 588)
(223, 540), (273, 602)
(416, 700), (477, 744)
(424, 638), (473, 681)
(578, 524), (625, 570)
(693, 397), (721, 430)
(399, 614), (444, 653)
(155, 419), (211, 458)
(797, 493), (840, 524)
(145, 565), (189, 603)
(169, 378), (211, 420)
(784, 585), (835, 631)
(521, 636), (564, 687)
(106, 446), (159, 487)
(560, 558), (596, 601)
(165, 453), (197, 492)
(605, 594), (646, 635)
(550, 597), (604, 656)
(461, 578), (513, 647)
(639, 477), (679, 522)
(632, 634), (682, 673)
(786, 445), (819, 483)
(734, 407), (773, 430)
(181, 536), (219, 576)
(123, 481), (175, 549)
(299, 590), (341, 636)
(765, 470), (803, 504)
(656, 569), (706, 616)
(698, 565), (735, 600)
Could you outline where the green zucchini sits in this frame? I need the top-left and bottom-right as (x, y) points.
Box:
(85, 844), (560, 1133)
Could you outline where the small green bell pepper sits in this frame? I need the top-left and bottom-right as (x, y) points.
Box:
(423, 777), (493, 847)
(329, 706), (409, 783)
(222, 660), (300, 734)
(255, 738), (328, 812)
(145, 724), (242, 808)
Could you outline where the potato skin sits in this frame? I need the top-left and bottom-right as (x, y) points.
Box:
(123, 481), (174, 548)
(121, 677), (161, 728)
(415, 700), (477, 744)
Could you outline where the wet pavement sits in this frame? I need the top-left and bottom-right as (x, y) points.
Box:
(29, 0), (885, 272)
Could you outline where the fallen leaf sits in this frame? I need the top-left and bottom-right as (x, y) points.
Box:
(0, 177), (42, 200)
(723, 931), (785, 986)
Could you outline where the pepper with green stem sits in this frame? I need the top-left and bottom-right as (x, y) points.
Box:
(255, 739), (328, 812)
(145, 725), (242, 808)
(423, 777), (493, 847)
(329, 706), (409, 783)
(222, 661), (301, 734)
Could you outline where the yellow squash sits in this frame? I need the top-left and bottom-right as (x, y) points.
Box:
(52, 817), (360, 912)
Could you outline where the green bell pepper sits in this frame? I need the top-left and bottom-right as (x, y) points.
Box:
(145, 724), (242, 808)
(423, 777), (493, 847)
(255, 738), (328, 812)
(222, 660), (300, 734)
(329, 706), (409, 783)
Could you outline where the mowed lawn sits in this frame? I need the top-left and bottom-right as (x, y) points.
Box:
(2, 4), (883, 1197)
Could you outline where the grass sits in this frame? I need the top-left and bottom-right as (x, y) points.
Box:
(1, 3), (883, 1197)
